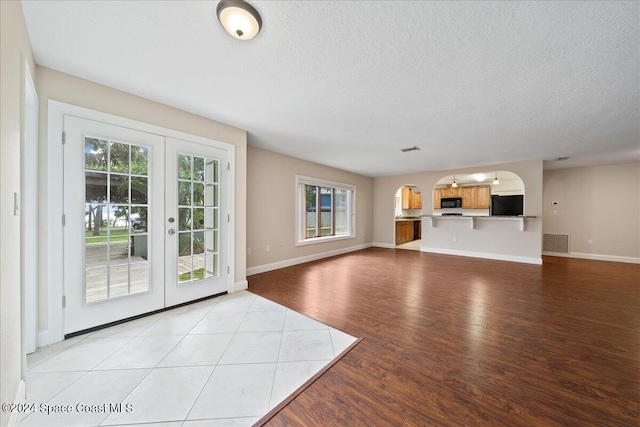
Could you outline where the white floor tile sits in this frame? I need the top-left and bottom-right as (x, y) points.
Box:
(20, 369), (149, 426)
(26, 337), (84, 370)
(105, 423), (182, 427)
(24, 371), (86, 404)
(89, 313), (165, 339)
(269, 360), (330, 410)
(168, 298), (219, 315)
(279, 330), (335, 362)
(94, 336), (182, 370)
(28, 337), (133, 373)
(184, 417), (261, 426)
(187, 364), (276, 420)
(329, 327), (358, 356)
(210, 292), (256, 312)
(21, 293), (358, 426)
(218, 332), (282, 365)
(249, 296), (287, 312)
(102, 366), (213, 425)
(283, 310), (329, 331)
(189, 311), (246, 334)
(158, 334), (234, 367)
(19, 371), (87, 421)
(236, 311), (286, 333)
(140, 311), (207, 336)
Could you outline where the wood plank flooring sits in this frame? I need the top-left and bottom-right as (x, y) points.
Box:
(248, 248), (640, 426)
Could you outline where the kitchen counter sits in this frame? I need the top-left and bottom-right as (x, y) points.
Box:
(422, 215), (537, 231)
(395, 217), (422, 221)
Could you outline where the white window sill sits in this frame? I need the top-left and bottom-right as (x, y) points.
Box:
(296, 234), (355, 247)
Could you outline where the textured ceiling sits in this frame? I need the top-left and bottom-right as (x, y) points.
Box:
(22, 1), (639, 177)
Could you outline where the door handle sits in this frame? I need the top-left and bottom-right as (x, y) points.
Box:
(168, 229), (175, 235)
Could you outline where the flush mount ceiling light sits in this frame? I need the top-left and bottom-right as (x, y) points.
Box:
(493, 172), (500, 185)
(452, 176), (458, 188)
(217, 0), (262, 40)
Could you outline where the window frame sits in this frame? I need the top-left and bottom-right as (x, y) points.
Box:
(296, 175), (356, 246)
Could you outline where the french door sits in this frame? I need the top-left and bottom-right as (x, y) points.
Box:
(63, 116), (228, 334)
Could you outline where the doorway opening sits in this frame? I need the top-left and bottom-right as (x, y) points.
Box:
(394, 185), (422, 251)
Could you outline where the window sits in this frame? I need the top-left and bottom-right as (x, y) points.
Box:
(297, 176), (355, 245)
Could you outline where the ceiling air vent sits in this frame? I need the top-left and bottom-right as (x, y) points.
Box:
(400, 146), (420, 153)
(554, 156), (570, 161)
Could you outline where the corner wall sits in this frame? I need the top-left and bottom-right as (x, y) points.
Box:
(1, 1), (36, 424)
(35, 67), (247, 343)
(246, 146), (373, 275)
(543, 163), (640, 262)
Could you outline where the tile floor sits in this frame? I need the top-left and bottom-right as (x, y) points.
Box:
(20, 291), (357, 427)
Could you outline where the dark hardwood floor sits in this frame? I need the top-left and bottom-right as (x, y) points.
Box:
(248, 248), (640, 427)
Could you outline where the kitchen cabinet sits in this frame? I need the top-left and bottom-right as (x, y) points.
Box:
(402, 187), (422, 209)
(432, 187), (442, 209)
(395, 220), (417, 245)
(438, 186), (461, 199)
(434, 184), (491, 209)
(461, 186), (476, 209)
(475, 185), (490, 209)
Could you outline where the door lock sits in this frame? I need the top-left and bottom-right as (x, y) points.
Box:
(168, 229), (175, 235)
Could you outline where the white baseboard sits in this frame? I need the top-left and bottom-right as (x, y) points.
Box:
(232, 280), (249, 292)
(543, 251), (640, 264)
(36, 330), (50, 349)
(421, 246), (542, 265)
(372, 242), (394, 249)
(246, 243), (373, 276)
(8, 380), (26, 426)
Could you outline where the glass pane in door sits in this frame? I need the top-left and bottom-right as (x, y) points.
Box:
(84, 138), (150, 303)
(177, 154), (219, 283)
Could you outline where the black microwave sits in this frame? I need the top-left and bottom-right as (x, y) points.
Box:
(441, 197), (462, 209)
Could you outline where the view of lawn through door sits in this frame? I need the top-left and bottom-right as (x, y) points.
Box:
(85, 137), (150, 303)
(177, 154), (219, 284)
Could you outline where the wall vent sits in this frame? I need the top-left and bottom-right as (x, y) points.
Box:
(543, 234), (570, 253)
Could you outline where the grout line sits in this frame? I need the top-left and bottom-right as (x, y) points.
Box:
(266, 310), (288, 411)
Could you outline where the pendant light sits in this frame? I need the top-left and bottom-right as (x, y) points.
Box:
(217, 0), (262, 40)
(493, 172), (500, 185)
(451, 176), (458, 188)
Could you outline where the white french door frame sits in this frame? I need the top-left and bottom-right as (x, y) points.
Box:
(47, 101), (236, 344)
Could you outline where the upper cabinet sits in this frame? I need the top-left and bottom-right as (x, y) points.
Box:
(402, 187), (422, 209)
(434, 185), (489, 209)
(433, 171), (524, 211)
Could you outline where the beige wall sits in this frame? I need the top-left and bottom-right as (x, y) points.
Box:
(373, 160), (543, 262)
(246, 147), (373, 272)
(543, 164), (640, 260)
(36, 67), (247, 335)
(1, 0), (36, 424)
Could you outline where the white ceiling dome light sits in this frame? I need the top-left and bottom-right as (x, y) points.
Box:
(216, 0), (262, 40)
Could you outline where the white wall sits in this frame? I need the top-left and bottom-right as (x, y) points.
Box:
(35, 67), (247, 341)
(246, 146), (373, 274)
(0, 1), (36, 424)
(543, 164), (640, 262)
(373, 160), (543, 263)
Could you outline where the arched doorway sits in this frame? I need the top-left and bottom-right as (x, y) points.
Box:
(394, 185), (423, 251)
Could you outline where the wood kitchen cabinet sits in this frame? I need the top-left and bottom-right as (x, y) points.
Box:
(401, 187), (422, 209)
(434, 184), (491, 209)
(433, 187), (442, 209)
(395, 221), (416, 245)
(475, 185), (491, 209)
(461, 186), (476, 209)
